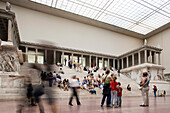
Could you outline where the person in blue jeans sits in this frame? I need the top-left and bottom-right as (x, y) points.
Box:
(117, 82), (123, 107)
(153, 85), (157, 97)
(101, 69), (112, 107)
(110, 76), (118, 107)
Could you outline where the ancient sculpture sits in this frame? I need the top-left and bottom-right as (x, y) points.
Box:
(0, 49), (20, 72)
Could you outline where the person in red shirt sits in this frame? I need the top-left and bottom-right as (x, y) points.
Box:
(110, 76), (118, 107)
(117, 82), (123, 107)
(153, 85), (157, 97)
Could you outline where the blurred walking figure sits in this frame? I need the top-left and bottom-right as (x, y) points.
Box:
(69, 75), (81, 106)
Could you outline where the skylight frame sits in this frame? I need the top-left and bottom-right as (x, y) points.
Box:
(30, 0), (170, 35)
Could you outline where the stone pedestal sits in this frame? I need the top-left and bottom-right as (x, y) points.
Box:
(121, 63), (165, 83)
(0, 45), (24, 99)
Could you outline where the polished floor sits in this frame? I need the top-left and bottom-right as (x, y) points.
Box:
(0, 96), (170, 113)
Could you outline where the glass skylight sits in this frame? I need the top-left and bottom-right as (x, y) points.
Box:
(30, 0), (170, 35)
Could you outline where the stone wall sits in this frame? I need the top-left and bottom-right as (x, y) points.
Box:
(121, 63), (165, 83)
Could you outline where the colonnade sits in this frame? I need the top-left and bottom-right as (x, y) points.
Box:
(24, 46), (117, 69)
(22, 45), (162, 70)
(119, 49), (161, 69)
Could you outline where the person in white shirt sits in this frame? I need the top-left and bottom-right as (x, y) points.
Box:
(69, 75), (81, 106)
(53, 71), (57, 85)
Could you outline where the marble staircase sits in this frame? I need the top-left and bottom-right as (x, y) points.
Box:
(1, 65), (169, 100)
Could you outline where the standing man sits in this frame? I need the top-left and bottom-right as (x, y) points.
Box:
(64, 58), (67, 66)
(69, 75), (81, 106)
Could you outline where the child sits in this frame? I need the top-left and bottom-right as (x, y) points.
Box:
(117, 82), (123, 107)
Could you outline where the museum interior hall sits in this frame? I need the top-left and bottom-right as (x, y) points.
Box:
(0, 0), (170, 113)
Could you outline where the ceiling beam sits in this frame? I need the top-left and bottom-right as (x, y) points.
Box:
(145, 23), (170, 38)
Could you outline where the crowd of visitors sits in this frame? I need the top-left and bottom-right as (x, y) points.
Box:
(41, 61), (157, 109)
(101, 69), (123, 108)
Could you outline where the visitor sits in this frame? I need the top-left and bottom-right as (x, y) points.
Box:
(118, 69), (120, 77)
(64, 58), (67, 66)
(153, 85), (157, 97)
(127, 84), (131, 91)
(33, 84), (45, 113)
(103, 67), (107, 71)
(89, 86), (96, 94)
(84, 66), (87, 71)
(117, 82), (123, 107)
(83, 77), (87, 83)
(101, 69), (112, 107)
(27, 82), (36, 106)
(69, 59), (72, 69)
(57, 74), (61, 81)
(67, 79), (70, 88)
(59, 68), (64, 74)
(76, 62), (80, 72)
(164, 90), (166, 97)
(82, 82), (88, 89)
(73, 61), (76, 69)
(110, 76), (118, 107)
(53, 71), (57, 85)
(139, 72), (150, 107)
(48, 72), (53, 87)
(64, 82), (69, 91)
(58, 81), (63, 88)
(63, 79), (67, 85)
(69, 75), (81, 106)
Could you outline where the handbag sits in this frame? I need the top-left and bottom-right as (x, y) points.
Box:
(139, 78), (149, 90)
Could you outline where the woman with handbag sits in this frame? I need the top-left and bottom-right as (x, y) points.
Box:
(139, 72), (150, 107)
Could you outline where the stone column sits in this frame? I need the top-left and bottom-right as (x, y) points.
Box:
(158, 52), (161, 65)
(144, 50), (147, 63)
(35, 49), (38, 63)
(108, 58), (110, 68)
(8, 20), (13, 42)
(53, 50), (56, 64)
(127, 56), (129, 68)
(149, 51), (152, 63)
(113, 59), (115, 68)
(153, 51), (156, 64)
(89, 55), (91, 67)
(132, 54), (134, 66)
(138, 51), (141, 65)
(61, 51), (64, 65)
(45, 49), (47, 64)
(71, 53), (74, 65)
(117, 59), (119, 69)
(102, 57), (104, 68)
(96, 56), (98, 67)
(122, 58), (124, 69)
(81, 54), (83, 67)
(25, 47), (28, 62)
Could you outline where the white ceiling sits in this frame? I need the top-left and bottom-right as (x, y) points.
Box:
(30, 0), (170, 35)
